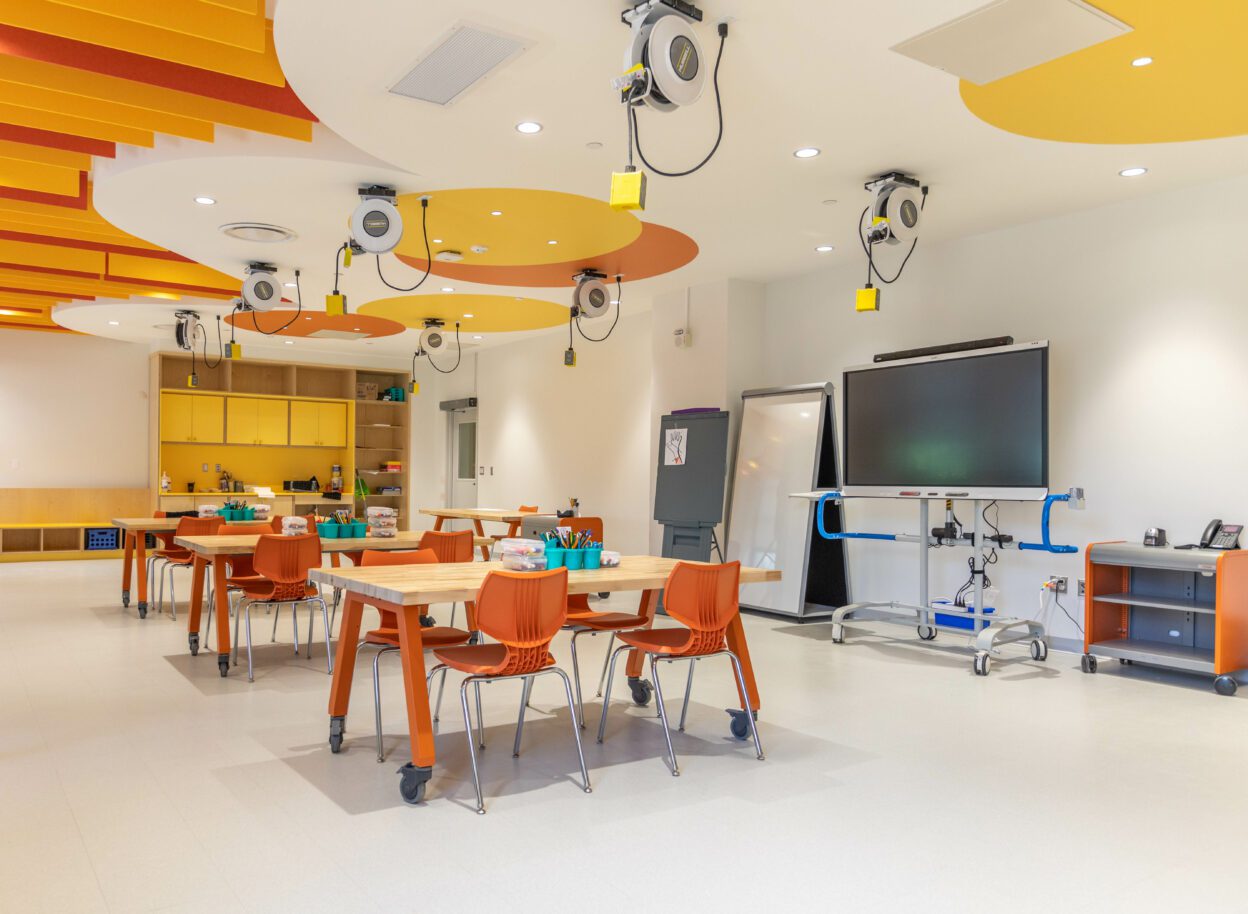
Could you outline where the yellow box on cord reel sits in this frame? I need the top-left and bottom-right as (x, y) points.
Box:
(610, 169), (647, 212)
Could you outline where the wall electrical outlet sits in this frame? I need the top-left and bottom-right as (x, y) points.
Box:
(1049, 575), (1069, 594)
(201, 463), (209, 472)
(1077, 579), (1086, 597)
(215, 464), (221, 472)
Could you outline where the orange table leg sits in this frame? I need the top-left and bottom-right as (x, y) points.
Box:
(393, 601), (435, 804)
(724, 614), (760, 713)
(187, 555), (207, 656)
(327, 593), (365, 753)
(121, 531), (134, 608)
(432, 516), (445, 531)
(625, 588), (660, 679)
(473, 519), (490, 561)
(134, 528), (150, 618)
(212, 558), (231, 677)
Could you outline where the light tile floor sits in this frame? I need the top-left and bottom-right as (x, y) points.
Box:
(2, 559), (1246, 913)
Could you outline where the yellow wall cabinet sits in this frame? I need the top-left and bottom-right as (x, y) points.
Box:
(290, 401), (347, 447)
(226, 397), (288, 446)
(160, 393), (224, 443)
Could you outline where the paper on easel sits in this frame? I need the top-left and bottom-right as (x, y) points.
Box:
(664, 428), (687, 466)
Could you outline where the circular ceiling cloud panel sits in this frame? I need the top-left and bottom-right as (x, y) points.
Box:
(399, 188), (643, 267)
(960, 1), (1248, 144)
(396, 221), (699, 287)
(226, 310), (405, 338)
(358, 293), (570, 333)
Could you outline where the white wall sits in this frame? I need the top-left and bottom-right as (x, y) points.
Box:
(760, 174), (1248, 641)
(0, 330), (150, 488)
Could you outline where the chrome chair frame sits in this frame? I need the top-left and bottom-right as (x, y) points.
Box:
(231, 591), (332, 682)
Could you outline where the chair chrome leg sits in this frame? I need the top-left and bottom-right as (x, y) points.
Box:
(320, 599), (333, 673)
(512, 676), (531, 758)
(596, 644), (630, 744)
(649, 655), (680, 776)
(306, 599), (315, 659)
(291, 601), (299, 654)
(271, 605), (280, 642)
(372, 648), (386, 762)
(434, 666), (449, 723)
(244, 604), (255, 682)
(459, 680), (486, 814)
(474, 682), (485, 750)
(568, 631), (587, 728)
(726, 651), (765, 760)
(550, 667), (592, 794)
(168, 565), (177, 620)
(232, 598), (243, 666)
(679, 658), (696, 732)
(595, 632), (615, 697)
(448, 602), (456, 629)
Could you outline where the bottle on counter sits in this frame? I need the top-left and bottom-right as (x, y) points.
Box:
(161, 470), (171, 493)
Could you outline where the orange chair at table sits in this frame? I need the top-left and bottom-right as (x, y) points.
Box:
(230, 533), (332, 682)
(204, 521), (275, 649)
(490, 504), (539, 554)
(417, 529), (477, 629)
(428, 567), (591, 814)
(596, 561), (764, 776)
(155, 515), (224, 620)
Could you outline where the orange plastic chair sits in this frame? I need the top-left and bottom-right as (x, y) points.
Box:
(418, 529), (476, 628)
(596, 561), (763, 776)
(429, 567), (591, 814)
(230, 533), (330, 682)
(353, 548), (474, 761)
(491, 504), (539, 551)
(156, 515), (224, 620)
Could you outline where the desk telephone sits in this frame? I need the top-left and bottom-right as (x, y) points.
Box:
(1201, 520), (1242, 550)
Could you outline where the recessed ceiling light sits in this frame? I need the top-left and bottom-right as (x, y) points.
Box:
(1131, 56), (1153, 67)
(822, 199), (838, 206)
(432, 238), (444, 244)
(463, 313), (475, 318)
(1119, 167), (1148, 177)
(305, 316), (312, 321)
(586, 141), (603, 150)
(283, 281), (297, 288)
(516, 121), (543, 134)
(490, 210), (503, 216)
(815, 245), (835, 253)
(793, 147), (820, 159)
(610, 299), (620, 306)
(108, 320), (120, 326)
(353, 327), (361, 332)
(547, 239), (558, 245)
(284, 340), (294, 345)
(472, 335), (483, 340)
(441, 286), (455, 293)
(193, 196), (216, 206)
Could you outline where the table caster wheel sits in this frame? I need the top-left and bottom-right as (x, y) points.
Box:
(1080, 654), (1097, 674)
(329, 716), (346, 753)
(217, 656), (230, 678)
(122, 590), (130, 608)
(137, 602), (147, 620)
(188, 633), (200, 656)
(830, 623), (844, 644)
(628, 677), (653, 707)
(727, 708), (756, 740)
(1030, 639), (1048, 662)
(397, 763), (431, 806)
(419, 615), (435, 628)
(917, 624), (937, 641)
(1215, 675), (1238, 697)
(973, 651), (991, 676)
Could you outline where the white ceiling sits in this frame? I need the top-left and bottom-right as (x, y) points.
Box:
(68, 0), (1248, 353)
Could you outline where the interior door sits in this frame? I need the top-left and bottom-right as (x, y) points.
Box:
(448, 408), (478, 530)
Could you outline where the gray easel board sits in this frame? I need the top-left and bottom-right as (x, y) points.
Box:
(654, 410), (729, 527)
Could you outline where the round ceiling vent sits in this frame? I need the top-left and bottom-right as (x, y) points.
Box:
(219, 222), (297, 243)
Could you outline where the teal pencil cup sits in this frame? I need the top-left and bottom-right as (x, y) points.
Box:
(583, 547), (602, 570)
(242, 507), (256, 520)
(351, 521), (367, 537)
(564, 549), (585, 571)
(545, 547), (566, 569)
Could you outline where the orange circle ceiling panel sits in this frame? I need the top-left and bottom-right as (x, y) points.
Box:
(395, 188), (643, 267)
(960, 1), (1248, 144)
(226, 310), (405, 338)
(357, 293), (570, 333)
(396, 221), (699, 287)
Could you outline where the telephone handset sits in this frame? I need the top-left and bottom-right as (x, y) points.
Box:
(1200, 519), (1243, 550)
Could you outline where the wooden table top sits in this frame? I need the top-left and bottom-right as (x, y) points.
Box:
(112, 517), (271, 532)
(174, 530), (494, 556)
(419, 507), (546, 523)
(308, 555), (782, 606)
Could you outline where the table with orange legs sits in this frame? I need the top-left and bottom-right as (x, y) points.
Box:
(310, 555), (781, 805)
(420, 507), (547, 561)
(175, 531), (461, 677)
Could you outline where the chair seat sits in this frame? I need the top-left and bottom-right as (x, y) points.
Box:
(156, 549), (192, 564)
(239, 582), (320, 601)
(616, 626), (715, 655)
(566, 611), (648, 631)
(365, 625), (471, 648)
(434, 643), (555, 676)
(226, 574), (265, 589)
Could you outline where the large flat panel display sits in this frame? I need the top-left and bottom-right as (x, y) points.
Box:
(843, 343), (1048, 499)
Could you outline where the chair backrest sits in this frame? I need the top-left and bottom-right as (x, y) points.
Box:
(418, 529), (474, 563)
(153, 510), (177, 548)
(474, 568), (569, 675)
(505, 504), (540, 538)
(253, 532), (322, 586)
(663, 561), (741, 651)
(175, 515), (224, 536)
(565, 516), (603, 544)
(361, 548), (437, 568)
(219, 522), (274, 536)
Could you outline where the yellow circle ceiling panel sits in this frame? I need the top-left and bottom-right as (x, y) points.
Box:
(960, 0), (1248, 144)
(394, 188), (643, 267)
(358, 293), (570, 333)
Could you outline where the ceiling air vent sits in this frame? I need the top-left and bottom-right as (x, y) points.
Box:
(389, 23), (529, 106)
(891, 0), (1131, 85)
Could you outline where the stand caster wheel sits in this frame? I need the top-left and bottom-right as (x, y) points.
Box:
(1215, 675), (1238, 697)
(727, 708), (756, 740)
(830, 623), (844, 644)
(217, 656), (230, 678)
(1080, 654), (1097, 674)
(1029, 639), (1048, 662)
(973, 651), (991, 676)
(419, 615), (435, 628)
(329, 716), (346, 753)
(628, 678), (654, 707)
(122, 590), (130, 608)
(917, 624), (937, 641)
(397, 763), (431, 805)
(137, 602), (147, 620)
(188, 633), (200, 656)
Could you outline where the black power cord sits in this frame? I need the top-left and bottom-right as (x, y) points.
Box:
(200, 314), (224, 369)
(248, 269), (303, 335)
(423, 321), (462, 375)
(576, 275), (623, 343)
(377, 197), (431, 292)
(628, 22), (728, 177)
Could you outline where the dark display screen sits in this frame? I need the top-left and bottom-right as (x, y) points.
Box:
(844, 347), (1048, 489)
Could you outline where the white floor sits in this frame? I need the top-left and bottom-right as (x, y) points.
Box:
(2, 559), (1246, 913)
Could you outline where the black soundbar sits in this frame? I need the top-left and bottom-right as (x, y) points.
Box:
(873, 336), (1015, 363)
